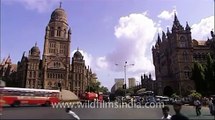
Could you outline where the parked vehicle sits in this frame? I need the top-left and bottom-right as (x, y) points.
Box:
(80, 92), (103, 103)
(155, 96), (170, 104)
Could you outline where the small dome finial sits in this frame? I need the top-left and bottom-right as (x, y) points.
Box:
(77, 47), (79, 51)
(59, 1), (62, 8)
(35, 42), (37, 47)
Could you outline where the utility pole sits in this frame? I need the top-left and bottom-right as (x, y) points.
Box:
(115, 61), (134, 96)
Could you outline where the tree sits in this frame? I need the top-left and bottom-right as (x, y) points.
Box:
(191, 61), (206, 95)
(99, 86), (109, 94)
(85, 80), (100, 92)
(204, 53), (215, 95)
(115, 88), (126, 96)
(189, 90), (202, 100)
(126, 88), (134, 95)
(85, 72), (109, 93)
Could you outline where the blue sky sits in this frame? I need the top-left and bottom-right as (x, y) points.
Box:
(1, 0), (214, 90)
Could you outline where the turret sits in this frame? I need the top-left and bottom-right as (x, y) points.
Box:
(172, 13), (184, 32)
(157, 33), (161, 45)
(162, 31), (166, 41)
(185, 21), (191, 31)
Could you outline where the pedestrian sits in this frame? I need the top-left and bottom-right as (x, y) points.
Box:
(66, 108), (80, 120)
(212, 98), (215, 119)
(208, 98), (213, 115)
(161, 106), (171, 120)
(171, 101), (189, 120)
(194, 98), (201, 116)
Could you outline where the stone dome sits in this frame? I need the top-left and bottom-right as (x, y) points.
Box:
(49, 8), (67, 24)
(30, 43), (40, 55)
(74, 50), (83, 58)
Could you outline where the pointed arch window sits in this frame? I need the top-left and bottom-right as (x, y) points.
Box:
(183, 51), (188, 62)
(184, 66), (190, 79)
(179, 36), (187, 48)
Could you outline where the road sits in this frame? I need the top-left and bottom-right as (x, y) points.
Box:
(1, 104), (214, 119)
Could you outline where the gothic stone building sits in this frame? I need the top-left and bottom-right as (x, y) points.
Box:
(0, 56), (17, 87)
(16, 6), (94, 97)
(152, 14), (215, 96)
(141, 74), (156, 93)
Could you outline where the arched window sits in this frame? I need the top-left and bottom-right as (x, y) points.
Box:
(193, 53), (197, 60)
(50, 27), (54, 37)
(34, 71), (36, 77)
(184, 66), (190, 79)
(58, 74), (60, 79)
(57, 27), (61, 36)
(64, 29), (67, 37)
(30, 71), (32, 78)
(179, 36), (187, 48)
(198, 53), (201, 59)
(183, 51), (188, 62)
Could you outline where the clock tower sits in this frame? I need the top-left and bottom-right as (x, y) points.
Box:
(42, 5), (71, 90)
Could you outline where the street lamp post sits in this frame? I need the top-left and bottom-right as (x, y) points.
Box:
(115, 61), (134, 96)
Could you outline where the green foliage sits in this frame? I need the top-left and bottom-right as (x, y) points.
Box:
(191, 53), (215, 95)
(189, 90), (202, 99)
(171, 93), (179, 98)
(85, 79), (109, 93)
(126, 88), (134, 95)
(115, 88), (126, 96)
(204, 53), (215, 95)
(99, 86), (109, 94)
(191, 61), (206, 95)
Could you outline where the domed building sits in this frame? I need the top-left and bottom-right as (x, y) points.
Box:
(16, 4), (94, 97)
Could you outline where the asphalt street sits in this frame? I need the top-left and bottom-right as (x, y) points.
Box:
(0, 104), (214, 119)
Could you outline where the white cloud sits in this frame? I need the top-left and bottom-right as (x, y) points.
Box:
(191, 16), (214, 40)
(96, 56), (108, 70)
(2, 0), (60, 13)
(157, 7), (177, 20)
(97, 13), (159, 79)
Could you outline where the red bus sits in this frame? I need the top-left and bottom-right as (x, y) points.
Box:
(0, 87), (60, 107)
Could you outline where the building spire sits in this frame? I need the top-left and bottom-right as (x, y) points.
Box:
(167, 27), (170, 34)
(185, 21), (191, 31)
(157, 33), (161, 45)
(59, 1), (62, 8)
(174, 12), (178, 22)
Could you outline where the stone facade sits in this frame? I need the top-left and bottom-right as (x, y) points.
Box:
(152, 14), (215, 96)
(0, 56), (17, 86)
(141, 74), (156, 93)
(16, 6), (94, 97)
